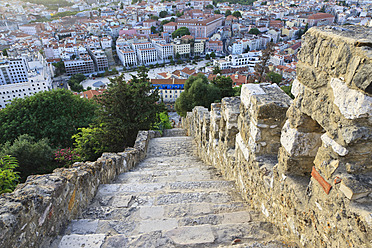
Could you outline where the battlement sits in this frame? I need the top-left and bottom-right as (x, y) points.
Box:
(183, 26), (372, 247)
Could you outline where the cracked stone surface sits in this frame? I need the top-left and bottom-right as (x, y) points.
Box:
(53, 129), (295, 248)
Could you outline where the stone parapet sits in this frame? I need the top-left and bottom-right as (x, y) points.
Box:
(182, 26), (371, 248)
(0, 130), (160, 248)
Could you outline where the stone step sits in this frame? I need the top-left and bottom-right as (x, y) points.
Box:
(81, 202), (255, 221)
(61, 222), (277, 248)
(162, 128), (187, 137)
(96, 180), (236, 196)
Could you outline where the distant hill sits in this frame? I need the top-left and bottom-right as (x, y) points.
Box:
(20, 0), (73, 10)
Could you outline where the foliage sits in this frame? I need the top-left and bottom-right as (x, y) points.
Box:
(212, 65), (221, 74)
(151, 26), (157, 34)
(249, 28), (260, 35)
(253, 42), (275, 83)
(0, 155), (20, 194)
(150, 15), (159, 20)
(211, 76), (234, 98)
(281, 85), (294, 99)
(2, 49), (8, 57)
(20, 0), (73, 10)
(266, 71), (282, 84)
(206, 4), (214, 9)
(0, 89), (98, 148)
(54, 148), (82, 167)
(176, 11), (183, 17)
(68, 73), (85, 92)
(159, 10), (168, 18)
(232, 11), (242, 18)
(214, 0), (255, 5)
(72, 126), (108, 162)
(175, 74), (221, 117)
(225, 10), (232, 16)
(152, 112), (172, 134)
(172, 27), (190, 39)
(104, 68), (118, 77)
(53, 61), (65, 76)
(205, 54), (210, 60)
(95, 66), (165, 151)
(214, 9), (221, 14)
(0, 135), (55, 182)
(233, 85), (242, 96)
(210, 52), (216, 59)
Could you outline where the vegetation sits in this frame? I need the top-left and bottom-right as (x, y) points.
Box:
(211, 76), (234, 98)
(206, 4), (214, 9)
(54, 147), (82, 167)
(232, 11), (242, 18)
(266, 71), (282, 84)
(0, 155), (20, 194)
(249, 28), (260, 35)
(214, 0), (255, 5)
(281, 85), (294, 99)
(152, 112), (172, 135)
(72, 127), (108, 162)
(52, 61), (65, 77)
(2, 49), (8, 57)
(68, 73), (85, 92)
(172, 27), (190, 39)
(0, 135), (55, 181)
(159, 10), (168, 18)
(93, 66), (165, 151)
(175, 74), (221, 117)
(214, 10), (221, 14)
(0, 89), (98, 148)
(225, 10), (232, 17)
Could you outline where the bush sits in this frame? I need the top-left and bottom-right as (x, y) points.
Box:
(0, 135), (55, 181)
(152, 112), (172, 134)
(72, 126), (108, 161)
(0, 155), (20, 194)
(54, 148), (82, 167)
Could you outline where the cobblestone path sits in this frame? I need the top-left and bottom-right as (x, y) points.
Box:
(56, 129), (292, 248)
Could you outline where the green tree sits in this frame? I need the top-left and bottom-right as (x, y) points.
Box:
(206, 54), (210, 60)
(150, 15), (159, 20)
(175, 74), (221, 117)
(120, 2), (124, 9)
(225, 9), (232, 16)
(244, 45), (250, 53)
(0, 155), (20, 194)
(0, 90), (98, 148)
(159, 10), (168, 18)
(210, 52), (216, 59)
(176, 11), (183, 17)
(211, 75), (234, 98)
(151, 26), (157, 34)
(72, 126), (108, 161)
(206, 4), (214, 8)
(152, 112), (172, 134)
(53, 61), (65, 76)
(172, 27), (190, 38)
(248, 28), (260, 35)
(212, 65), (221, 74)
(214, 9), (221, 14)
(2, 49), (8, 57)
(232, 11), (242, 18)
(175, 52), (181, 61)
(266, 71), (282, 84)
(94, 67), (165, 151)
(68, 73), (86, 92)
(0, 135), (54, 182)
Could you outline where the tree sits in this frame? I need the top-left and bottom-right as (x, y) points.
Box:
(266, 71), (282, 84)
(210, 52), (216, 59)
(68, 73), (86, 92)
(214, 9), (221, 14)
(151, 26), (157, 34)
(72, 126), (108, 161)
(175, 52), (181, 61)
(253, 42), (275, 83)
(94, 67), (165, 151)
(159, 10), (168, 18)
(53, 61), (65, 76)
(232, 11), (242, 18)
(120, 2), (124, 9)
(211, 76), (234, 98)
(212, 65), (221, 74)
(206, 4), (214, 9)
(172, 27), (190, 39)
(0, 89), (98, 148)
(206, 54), (210, 60)
(175, 74), (221, 117)
(244, 45), (250, 53)
(319, 6), (326, 13)
(0, 155), (20, 194)
(2, 49), (8, 57)
(150, 15), (159, 20)
(0, 135), (55, 181)
(249, 28), (260, 35)
(225, 9), (232, 17)
(176, 11), (183, 17)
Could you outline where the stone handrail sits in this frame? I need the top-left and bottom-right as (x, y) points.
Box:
(0, 130), (160, 248)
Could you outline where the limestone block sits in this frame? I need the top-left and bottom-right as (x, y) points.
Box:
(291, 78), (305, 98)
(330, 78), (372, 119)
(320, 133), (348, 156)
(241, 84), (266, 110)
(221, 97), (241, 130)
(339, 176), (372, 200)
(281, 121), (322, 157)
(236, 133), (249, 161)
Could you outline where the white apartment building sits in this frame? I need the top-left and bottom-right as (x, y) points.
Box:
(231, 42), (243, 55)
(100, 37), (112, 49)
(173, 43), (191, 56)
(88, 49), (109, 72)
(153, 40), (174, 63)
(194, 42), (205, 55)
(138, 48), (158, 65)
(0, 58), (29, 85)
(117, 45), (138, 67)
(213, 51), (261, 71)
(64, 54), (95, 76)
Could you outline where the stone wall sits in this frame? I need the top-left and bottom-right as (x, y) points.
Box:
(0, 130), (160, 248)
(183, 26), (371, 248)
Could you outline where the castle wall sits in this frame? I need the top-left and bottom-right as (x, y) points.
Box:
(183, 26), (372, 247)
(0, 130), (160, 248)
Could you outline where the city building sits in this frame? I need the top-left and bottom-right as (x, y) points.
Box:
(177, 15), (224, 38)
(150, 78), (186, 103)
(64, 54), (95, 76)
(0, 58), (29, 85)
(88, 49), (109, 72)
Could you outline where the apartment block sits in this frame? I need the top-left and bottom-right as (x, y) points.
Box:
(117, 45), (138, 67)
(88, 49), (109, 72)
(64, 55), (95, 76)
(153, 40), (174, 63)
(177, 15), (224, 38)
(0, 58), (29, 85)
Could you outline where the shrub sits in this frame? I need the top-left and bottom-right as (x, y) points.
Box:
(54, 148), (82, 167)
(152, 112), (172, 134)
(0, 135), (55, 181)
(72, 126), (108, 161)
(0, 155), (20, 194)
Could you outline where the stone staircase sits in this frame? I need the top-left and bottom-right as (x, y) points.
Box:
(54, 129), (294, 248)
